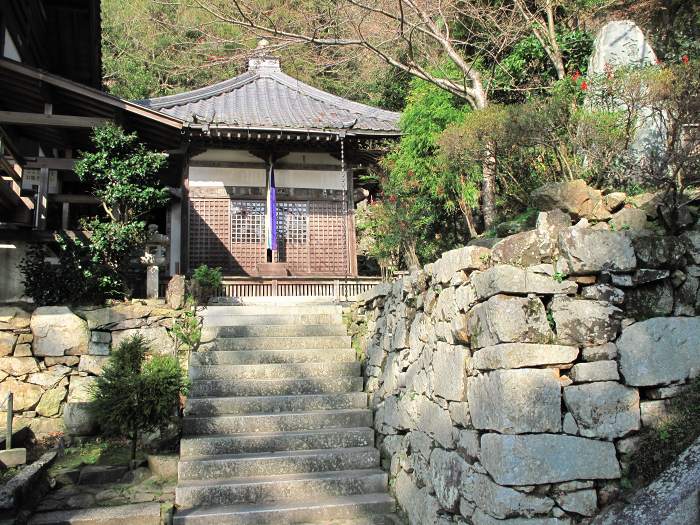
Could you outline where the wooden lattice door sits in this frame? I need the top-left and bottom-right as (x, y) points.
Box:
(230, 200), (266, 274)
(188, 199), (233, 271)
(309, 201), (348, 275)
(275, 202), (310, 273)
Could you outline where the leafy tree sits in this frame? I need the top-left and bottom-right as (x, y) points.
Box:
(74, 124), (168, 223)
(91, 335), (189, 462)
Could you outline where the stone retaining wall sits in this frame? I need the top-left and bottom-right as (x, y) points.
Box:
(350, 208), (700, 524)
(0, 302), (185, 437)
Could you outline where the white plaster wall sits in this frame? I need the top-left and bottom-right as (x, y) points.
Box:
(188, 149), (345, 190)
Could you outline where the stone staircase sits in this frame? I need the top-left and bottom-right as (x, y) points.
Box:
(173, 304), (397, 525)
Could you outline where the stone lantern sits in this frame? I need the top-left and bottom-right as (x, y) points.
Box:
(140, 224), (170, 299)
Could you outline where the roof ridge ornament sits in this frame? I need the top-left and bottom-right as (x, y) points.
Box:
(248, 39), (281, 73)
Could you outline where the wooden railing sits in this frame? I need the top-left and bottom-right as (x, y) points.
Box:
(213, 276), (383, 301)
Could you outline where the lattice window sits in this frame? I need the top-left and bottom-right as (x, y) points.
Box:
(230, 200), (266, 274)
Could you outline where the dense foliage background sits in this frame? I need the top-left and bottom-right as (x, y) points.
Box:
(102, 1), (700, 273)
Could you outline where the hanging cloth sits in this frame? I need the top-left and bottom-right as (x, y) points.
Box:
(266, 164), (278, 251)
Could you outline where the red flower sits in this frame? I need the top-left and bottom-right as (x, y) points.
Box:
(581, 81), (588, 91)
(571, 71), (581, 81)
(682, 55), (689, 64)
(388, 194), (397, 203)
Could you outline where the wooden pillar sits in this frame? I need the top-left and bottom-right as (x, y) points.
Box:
(61, 202), (70, 230)
(346, 166), (358, 277)
(35, 167), (49, 230)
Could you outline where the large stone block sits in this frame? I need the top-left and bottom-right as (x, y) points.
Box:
(617, 317), (700, 386)
(681, 231), (700, 264)
(0, 307), (31, 330)
(471, 472), (555, 519)
(471, 265), (577, 300)
(564, 382), (640, 439)
(78, 356), (109, 376)
(400, 395), (454, 448)
(623, 280), (674, 319)
(0, 357), (39, 376)
(67, 376), (97, 403)
(570, 361), (620, 383)
(491, 230), (541, 267)
(31, 306), (89, 356)
(532, 179), (610, 220)
(610, 207), (647, 230)
(480, 433), (620, 485)
(432, 342), (469, 401)
(466, 295), (553, 349)
(77, 304), (153, 330)
(0, 332), (16, 357)
(36, 386), (67, 417)
(556, 228), (636, 275)
(535, 209), (572, 260)
(435, 245), (491, 284)
(471, 343), (578, 370)
(0, 378), (43, 411)
(395, 470), (442, 525)
(111, 326), (174, 355)
(632, 235), (686, 269)
(468, 369), (561, 434)
(550, 296), (621, 345)
(429, 448), (473, 511)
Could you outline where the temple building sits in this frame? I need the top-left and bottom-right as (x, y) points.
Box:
(139, 52), (400, 279)
(0, 10), (400, 300)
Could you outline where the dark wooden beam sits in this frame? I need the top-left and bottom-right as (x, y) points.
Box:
(46, 193), (98, 204)
(21, 157), (75, 170)
(0, 111), (109, 128)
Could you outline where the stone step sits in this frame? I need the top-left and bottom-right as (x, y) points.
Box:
(202, 304), (342, 319)
(183, 409), (372, 436)
(213, 335), (352, 351)
(202, 313), (343, 327)
(176, 468), (388, 507)
(178, 447), (380, 481)
(203, 324), (347, 339)
(189, 377), (364, 397)
(173, 493), (396, 525)
(190, 348), (356, 366)
(28, 503), (162, 525)
(189, 362), (360, 381)
(185, 393), (368, 416)
(181, 427), (375, 457)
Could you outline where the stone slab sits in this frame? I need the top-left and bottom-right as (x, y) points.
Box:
(480, 433), (620, 485)
(472, 343), (578, 370)
(0, 448), (26, 468)
(564, 381), (640, 439)
(28, 502), (161, 525)
(617, 317), (700, 386)
(468, 369), (561, 434)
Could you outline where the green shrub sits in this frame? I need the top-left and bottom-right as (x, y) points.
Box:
(190, 265), (222, 305)
(90, 335), (189, 462)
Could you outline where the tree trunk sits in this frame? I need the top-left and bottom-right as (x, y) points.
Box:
(481, 143), (497, 231)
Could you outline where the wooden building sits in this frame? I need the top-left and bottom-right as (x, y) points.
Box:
(0, 3), (399, 300)
(139, 54), (400, 279)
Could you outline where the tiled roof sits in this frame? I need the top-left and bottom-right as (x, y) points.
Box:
(137, 58), (400, 136)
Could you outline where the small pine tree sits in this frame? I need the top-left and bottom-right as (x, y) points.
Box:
(90, 335), (189, 462)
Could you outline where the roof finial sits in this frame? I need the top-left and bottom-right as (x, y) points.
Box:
(248, 40), (280, 73)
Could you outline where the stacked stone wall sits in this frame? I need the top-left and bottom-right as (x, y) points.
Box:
(0, 303), (185, 437)
(351, 205), (700, 524)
